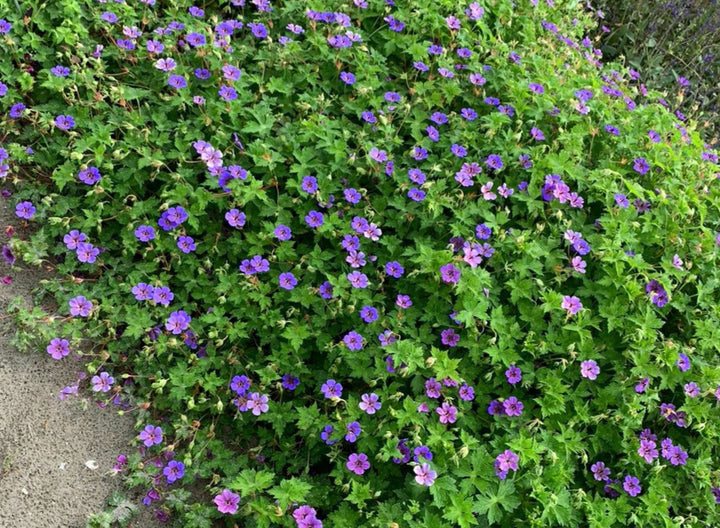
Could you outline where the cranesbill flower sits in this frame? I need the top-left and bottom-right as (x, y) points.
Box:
(214, 489), (240, 514)
(590, 461), (610, 481)
(562, 295), (583, 315)
(633, 158), (650, 175)
(166, 310), (191, 334)
(580, 360), (600, 380)
(441, 329), (460, 347)
(503, 396), (523, 416)
(247, 392), (270, 415)
(414, 463), (437, 486)
(571, 256), (587, 274)
(55, 115), (75, 130)
(168, 75), (187, 89)
(638, 439), (658, 463)
(347, 271), (368, 288)
(505, 365), (522, 385)
(425, 378), (442, 398)
(321, 379), (342, 399)
(347, 453), (370, 475)
(623, 475), (641, 497)
(359, 393), (381, 414)
(9, 103), (25, 119)
(359, 306), (378, 323)
(282, 374), (299, 391)
(163, 460), (184, 484)
(47, 338), (70, 360)
(494, 450), (519, 479)
(531, 127), (545, 141)
(219, 86), (238, 101)
(436, 402), (458, 424)
(320, 425), (336, 445)
(1, 245), (15, 266)
(396, 294), (412, 308)
(684, 382), (700, 398)
(177, 236), (196, 253)
(343, 331), (364, 351)
(92, 371), (114, 392)
(440, 264), (460, 283)
(15, 201), (36, 219)
(69, 296), (93, 317)
(340, 71), (355, 85)
(305, 210), (324, 228)
(50, 65), (70, 77)
(76, 242), (100, 263)
(225, 209), (246, 227)
(677, 353), (691, 372)
(134, 225), (156, 242)
(138, 424), (163, 447)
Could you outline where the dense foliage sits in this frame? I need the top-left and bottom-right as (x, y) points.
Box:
(3, 0), (720, 526)
(594, 0), (720, 143)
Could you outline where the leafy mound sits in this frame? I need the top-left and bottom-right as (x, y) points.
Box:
(3, 1), (720, 527)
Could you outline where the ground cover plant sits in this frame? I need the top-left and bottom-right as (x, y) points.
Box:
(3, 0), (720, 526)
(593, 0), (720, 143)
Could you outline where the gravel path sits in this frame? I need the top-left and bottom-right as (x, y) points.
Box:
(0, 196), (162, 527)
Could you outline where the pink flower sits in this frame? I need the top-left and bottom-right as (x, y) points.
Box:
(414, 463), (437, 486)
(214, 489), (240, 514)
(359, 393), (382, 414)
(436, 402), (458, 424)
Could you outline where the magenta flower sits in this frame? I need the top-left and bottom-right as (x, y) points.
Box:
(590, 461), (610, 481)
(458, 383), (475, 401)
(214, 489), (240, 514)
(580, 360), (600, 380)
(637, 439), (658, 463)
(346, 453), (370, 475)
(414, 463), (437, 486)
(47, 338), (70, 360)
(359, 393), (381, 414)
(138, 424), (163, 447)
(69, 295), (93, 317)
(91, 371), (115, 392)
(561, 295), (583, 315)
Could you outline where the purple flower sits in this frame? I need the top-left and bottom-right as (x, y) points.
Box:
(278, 272), (298, 290)
(425, 377), (442, 398)
(440, 264), (461, 284)
(282, 375), (299, 391)
(168, 75), (187, 89)
(684, 382), (700, 398)
(340, 71), (356, 85)
(503, 396), (523, 417)
(441, 329), (460, 347)
(91, 371), (115, 392)
(0, 19), (13, 32)
(163, 460), (185, 484)
(9, 103), (25, 119)
(51, 65), (70, 77)
(486, 154), (503, 171)
(591, 461), (610, 481)
(218, 86), (238, 101)
(369, 147), (388, 162)
(225, 209), (246, 228)
(359, 393), (381, 414)
(530, 127), (545, 141)
(580, 360), (600, 380)
(347, 271), (368, 288)
(646, 279), (668, 307)
(623, 475), (641, 497)
(635, 377), (650, 393)
(54, 115), (75, 130)
(248, 22), (268, 38)
(385, 261), (404, 278)
(155, 58), (177, 72)
(247, 392), (270, 415)
(138, 424), (163, 447)
(135, 225), (156, 242)
(347, 453), (370, 475)
(177, 236), (196, 253)
(638, 439), (658, 463)
(15, 201), (36, 219)
(414, 463), (437, 486)
(396, 294), (412, 309)
(166, 310), (191, 334)
(305, 210), (324, 228)
(69, 296), (93, 317)
(1, 245), (15, 266)
(633, 158), (650, 175)
(561, 295), (583, 315)
(76, 242), (100, 263)
(359, 305), (378, 323)
(345, 421), (361, 442)
(458, 384), (475, 401)
(321, 379), (343, 399)
(47, 338), (70, 360)
(214, 489), (240, 514)
(343, 331), (364, 351)
(407, 188), (426, 201)
(494, 450), (519, 479)
(505, 365), (522, 385)
(230, 375), (250, 396)
(132, 283), (155, 301)
(436, 402), (458, 424)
